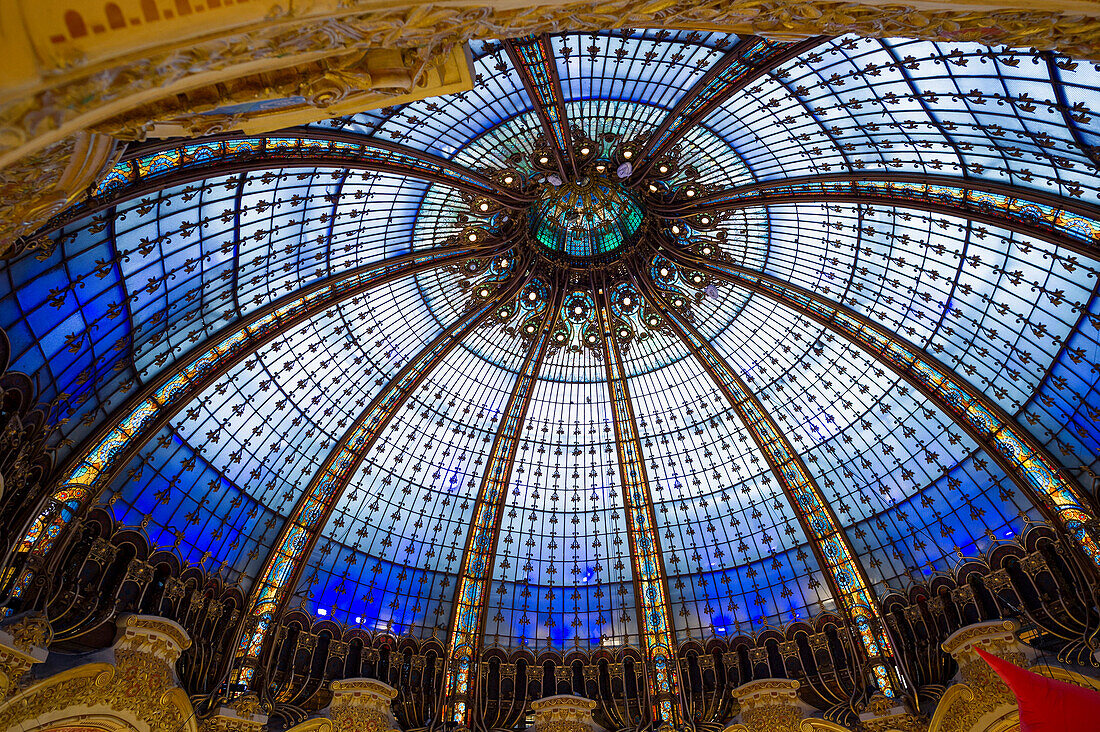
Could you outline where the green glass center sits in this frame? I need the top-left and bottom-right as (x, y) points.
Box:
(529, 177), (644, 258)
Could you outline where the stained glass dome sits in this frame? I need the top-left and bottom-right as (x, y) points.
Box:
(2, 27), (1100, 724)
(529, 176), (645, 258)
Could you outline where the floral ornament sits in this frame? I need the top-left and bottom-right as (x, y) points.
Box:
(451, 249), (519, 297)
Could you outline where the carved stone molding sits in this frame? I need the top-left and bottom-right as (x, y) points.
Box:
(329, 678), (400, 732)
(531, 694), (606, 732)
(96, 44), (474, 141)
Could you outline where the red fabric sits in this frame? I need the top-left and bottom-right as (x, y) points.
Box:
(975, 647), (1100, 731)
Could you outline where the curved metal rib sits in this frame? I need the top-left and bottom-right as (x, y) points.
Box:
(632, 36), (828, 178)
(37, 128), (532, 237)
(504, 35), (575, 177)
(664, 244), (1100, 570)
(230, 261), (534, 690)
(594, 277), (680, 726)
(7, 243), (506, 596)
(655, 174), (1100, 260)
(1044, 52), (1100, 170)
(632, 267), (904, 700)
(441, 276), (564, 726)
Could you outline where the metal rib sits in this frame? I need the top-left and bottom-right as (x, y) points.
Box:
(665, 245), (1100, 571)
(594, 275), (681, 726)
(230, 262), (534, 690)
(441, 276), (564, 726)
(633, 266), (904, 700)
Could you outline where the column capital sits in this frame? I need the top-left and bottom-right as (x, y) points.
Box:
(731, 678), (807, 732)
(0, 615), (48, 700)
(929, 620), (1030, 732)
(531, 695), (606, 732)
(330, 678), (399, 732)
(942, 619), (1028, 686)
(202, 694), (268, 732)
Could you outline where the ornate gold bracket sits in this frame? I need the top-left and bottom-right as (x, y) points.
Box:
(203, 694), (269, 732)
(0, 615), (48, 700)
(0, 613), (197, 732)
(329, 678), (400, 732)
(928, 620), (1030, 732)
(531, 694), (607, 732)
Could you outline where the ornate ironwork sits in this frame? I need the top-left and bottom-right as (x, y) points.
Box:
(36, 129), (532, 237)
(632, 36), (828, 175)
(595, 276), (680, 727)
(658, 174), (1100, 260)
(442, 278), (565, 726)
(634, 267), (901, 699)
(230, 259), (534, 692)
(665, 244), (1100, 569)
(504, 35), (576, 176)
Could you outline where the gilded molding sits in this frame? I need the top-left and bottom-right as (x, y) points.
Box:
(329, 678), (400, 732)
(531, 694), (606, 732)
(96, 45), (474, 140)
(0, 130), (119, 256)
(2, 0), (1100, 175)
(0, 614), (197, 732)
